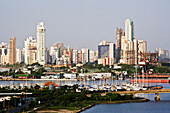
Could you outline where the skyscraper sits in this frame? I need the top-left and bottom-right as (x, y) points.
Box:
(72, 48), (78, 64)
(24, 36), (37, 64)
(125, 19), (134, 41)
(9, 37), (16, 65)
(82, 48), (89, 64)
(109, 42), (115, 65)
(37, 22), (45, 65)
(119, 19), (138, 65)
(16, 48), (23, 64)
(116, 28), (124, 63)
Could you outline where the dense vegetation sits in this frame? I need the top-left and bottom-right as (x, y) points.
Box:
(27, 85), (133, 111)
(147, 64), (170, 73)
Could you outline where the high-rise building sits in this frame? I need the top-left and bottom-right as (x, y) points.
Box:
(98, 40), (109, 59)
(98, 41), (115, 66)
(118, 19), (138, 65)
(29, 49), (37, 65)
(78, 50), (82, 63)
(50, 44), (59, 64)
(0, 42), (9, 65)
(82, 48), (89, 64)
(119, 35), (126, 64)
(116, 28), (124, 63)
(125, 19), (134, 41)
(24, 36), (37, 65)
(16, 48), (23, 63)
(72, 48), (78, 64)
(109, 42), (115, 65)
(138, 40), (147, 54)
(124, 38), (138, 65)
(9, 37), (16, 65)
(138, 40), (147, 62)
(133, 38), (138, 65)
(50, 43), (65, 59)
(37, 22), (46, 65)
(89, 50), (95, 63)
(45, 49), (50, 64)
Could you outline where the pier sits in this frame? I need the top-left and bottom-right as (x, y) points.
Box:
(101, 89), (170, 101)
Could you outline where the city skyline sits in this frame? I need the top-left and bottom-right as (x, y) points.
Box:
(0, 0), (170, 52)
(0, 19), (169, 66)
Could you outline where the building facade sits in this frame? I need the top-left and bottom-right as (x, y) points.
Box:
(9, 37), (16, 65)
(24, 36), (37, 65)
(37, 22), (46, 65)
(0, 42), (9, 65)
(125, 19), (134, 41)
(116, 28), (124, 63)
(82, 48), (89, 64)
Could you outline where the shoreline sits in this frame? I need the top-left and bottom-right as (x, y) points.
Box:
(77, 98), (149, 113)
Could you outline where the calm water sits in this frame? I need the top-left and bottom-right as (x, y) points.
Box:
(82, 83), (170, 113)
(82, 102), (170, 113)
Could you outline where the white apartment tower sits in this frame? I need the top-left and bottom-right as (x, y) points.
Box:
(82, 48), (89, 64)
(89, 50), (95, 63)
(72, 48), (78, 64)
(109, 42), (115, 65)
(37, 22), (46, 65)
(16, 48), (23, 63)
(24, 36), (37, 64)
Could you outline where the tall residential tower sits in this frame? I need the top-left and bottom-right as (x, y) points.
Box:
(9, 37), (16, 65)
(37, 22), (46, 65)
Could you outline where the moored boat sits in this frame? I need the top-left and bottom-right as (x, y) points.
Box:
(151, 85), (163, 89)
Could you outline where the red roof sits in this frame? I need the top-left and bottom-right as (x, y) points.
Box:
(44, 81), (59, 87)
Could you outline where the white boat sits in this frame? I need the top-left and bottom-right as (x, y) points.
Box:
(126, 86), (133, 91)
(132, 84), (141, 91)
(141, 86), (147, 90)
(88, 86), (94, 91)
(115, 85), (123, 91)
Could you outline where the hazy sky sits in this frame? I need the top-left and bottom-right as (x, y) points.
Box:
(0, 0), (170, 52)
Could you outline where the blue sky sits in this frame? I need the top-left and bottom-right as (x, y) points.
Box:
(0, 0), (170, 53)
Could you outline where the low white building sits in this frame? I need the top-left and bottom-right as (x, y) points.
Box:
(63, 73), (76, 79)
(92, 73), (112, 79)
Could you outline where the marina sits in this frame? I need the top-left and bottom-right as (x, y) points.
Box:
(82, 83), (170, 113)
(0, 79), (164, 92)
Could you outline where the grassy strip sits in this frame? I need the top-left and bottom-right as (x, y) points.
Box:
(35, 98), (149, 113)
